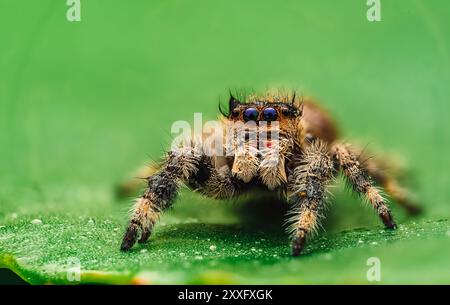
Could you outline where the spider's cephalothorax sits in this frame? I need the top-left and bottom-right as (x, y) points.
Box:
(120, 91), (421, 256)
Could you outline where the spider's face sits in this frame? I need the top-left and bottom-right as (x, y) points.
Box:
(223, 95), (303, 125)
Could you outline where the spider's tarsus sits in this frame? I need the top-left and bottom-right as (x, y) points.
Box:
(120, 223), (139, 251)
(138, 229), (151, 244)
(381, 213), (397, 230)
(292, 235), (306, 257)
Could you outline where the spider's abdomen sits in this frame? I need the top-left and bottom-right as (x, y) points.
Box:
(300, 101), (338, 145)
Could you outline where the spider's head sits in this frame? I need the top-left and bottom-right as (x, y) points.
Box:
(220, 93), (303, 125)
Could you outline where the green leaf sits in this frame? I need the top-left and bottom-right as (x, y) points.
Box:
(1, 192), (449, 284)
(1, 0), (450, 284)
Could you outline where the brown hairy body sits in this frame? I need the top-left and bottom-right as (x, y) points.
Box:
(119, 91), (420, 256)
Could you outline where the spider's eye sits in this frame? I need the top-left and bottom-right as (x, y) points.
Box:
(262, 107), (278, 121)
(243, 108), (259, 122)
(231, 109), (240, 118)
(282, 107), (291, 116)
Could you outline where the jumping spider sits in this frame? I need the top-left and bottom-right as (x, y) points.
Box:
(120, 91), (420, 256)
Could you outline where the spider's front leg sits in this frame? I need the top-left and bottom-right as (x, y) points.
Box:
(332, 143), (397, 229)
(287, 141), (335, 256)
(120, 146), (202, 251)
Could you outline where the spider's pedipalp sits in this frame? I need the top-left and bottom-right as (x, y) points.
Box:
(259, 138), (292, 190)
(232, 144), (260, 183)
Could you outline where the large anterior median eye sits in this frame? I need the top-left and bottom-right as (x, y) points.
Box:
(263, 107), (278, 121)
(243, 108), (259, 122)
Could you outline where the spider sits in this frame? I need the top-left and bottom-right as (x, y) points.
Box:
(120, 91), (420, 256)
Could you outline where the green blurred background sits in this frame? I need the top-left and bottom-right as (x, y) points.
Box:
(0, 0), (449, 284)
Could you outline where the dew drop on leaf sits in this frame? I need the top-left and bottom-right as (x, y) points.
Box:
(31, 219), (43, 225)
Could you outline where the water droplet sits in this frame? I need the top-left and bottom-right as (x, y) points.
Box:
(209, 245), (217, 251)
(31, 219), (43, 225)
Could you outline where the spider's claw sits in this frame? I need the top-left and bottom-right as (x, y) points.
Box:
(121, 223), (139, 251)
(379, 208), (397, 230)
(138, 228), (151, 244)
(291, 235), (306, 257)
(385, 219), (398, 230)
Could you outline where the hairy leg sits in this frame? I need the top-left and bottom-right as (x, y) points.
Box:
(121, 147), (202, 251)
(200, 164), (242, 199)
(287, 141), (334, 256)
(332, 143), (397, 229)
(362, 155), (421, 215)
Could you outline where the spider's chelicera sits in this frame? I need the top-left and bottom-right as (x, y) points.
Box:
(120, 91), (421, 256)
